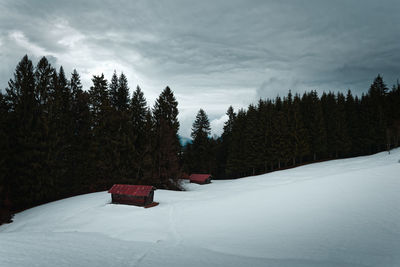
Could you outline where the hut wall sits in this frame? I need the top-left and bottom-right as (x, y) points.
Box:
(111, 194), (147, 206)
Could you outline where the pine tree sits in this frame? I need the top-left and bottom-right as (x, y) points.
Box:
(386, 83), (400, 150)
(109, 71), (119, 110)
(289, 94), (309, 164)
(130, 85), (148, 180)
(367, 75), (388, 152)
(34, 57), (54, 108)
(321, 92), (337, 158)
(46, 66), (74, 197)
(131, 86), (148, 136)
(301, 91), (327, 161)
(141, 109), (155, 183)
(152, 86), (181, 188)
(109, 72), (133, 184)
(5, 55), (45, 208)
(258, 99), (274, 171)
(345, 90), (359, 156)
(244, 104), (264, 174)
(191, 109), (211, 173)
(217, 106), (236, 178)
(223, 106), (236, 137)
(334, 92), (351, 157)
(70, 69), (82, 98)
(270, 97), (290, 169)
(70, 70), (91, 193)
(117, 73), (130, 112)
(226, 109), (247, 177)
(88, 74), (114, 189)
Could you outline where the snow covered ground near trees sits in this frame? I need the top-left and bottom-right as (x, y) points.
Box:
(1, 150), (400, 267)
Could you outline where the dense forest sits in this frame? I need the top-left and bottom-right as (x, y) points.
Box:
(1, 55), (400, 224)
(0, 55), (181, 223)
(184, 76), (400, 178)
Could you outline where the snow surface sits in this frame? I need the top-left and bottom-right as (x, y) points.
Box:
(1, 149), (400, 267)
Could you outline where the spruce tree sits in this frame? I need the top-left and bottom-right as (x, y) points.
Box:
(244, 104), (264, 174)
(191, 109), (211, 173)
(226, 109), (247, 177)
(130, 85), (148, 180)
(34, 56), (54, 108)
(152, 86), (181, 188)
(271, 97), (290, 169)
(334, 92), (351, 157)
(88, 74), (113, 188)
(141, 109), (155, 183)
(5, 55), (45, 208)
(367, 75), (388, 152)
(70, 70), (91, 193)
(117, 73), (130, 112)
(109, 71), (119, 110)
(301, 91), (327, 161)
(290, 94), (309, 164)
(217, 106), (236, 177)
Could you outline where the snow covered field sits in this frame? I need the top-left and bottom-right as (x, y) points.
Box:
(1, 149), (400, 267)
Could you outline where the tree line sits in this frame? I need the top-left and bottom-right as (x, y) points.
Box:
(182, 75), (400, 179)
(1, 55), (399, 224)
(0, 55), (181, 223)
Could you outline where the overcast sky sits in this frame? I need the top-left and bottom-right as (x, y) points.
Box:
(1, 0), (399, 137)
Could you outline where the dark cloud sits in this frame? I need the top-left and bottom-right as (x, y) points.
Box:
(1, 0), (399, 137)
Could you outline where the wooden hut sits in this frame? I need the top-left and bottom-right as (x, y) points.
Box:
(108, 184), (155, 206)
(189, 174), (212, 184)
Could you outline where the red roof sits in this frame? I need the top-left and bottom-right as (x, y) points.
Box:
(108, 184), (154, 197)
(189, 174), (212, 183)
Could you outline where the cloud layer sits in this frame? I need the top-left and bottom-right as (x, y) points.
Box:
(1, 0), (399, 137)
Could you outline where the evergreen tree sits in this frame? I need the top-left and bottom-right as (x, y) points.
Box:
(130, 85), (148, 180)
(131, 86), (148, 136)
(271, 97), (290, 168)
(223, 106), (236, 137)
(5, 55), (46, 208)
(301, 91), (327, 161)
(244, 104), (264, 174)
(34, 56), (54, 108)
(367, 75), (388, 152)
(190, 109), (211, 173)
(110, 72), (133, 184)
(386, 83), (400, 150)
(345, 90), (360, 156)
(258, 99), (274, 171)
(219, 106), (236, 177)
(117, 73), (130, 112)
(289, 94), (309, 164)
(46, 66), (74, 197)
(226, 109), (247, 177)
(109, 71), (119, 110)
(141, 109), (155, 183)
(70, 69), (82, 98)
(334, 92), (351, 157)
(152, 86), (181, 188)
(70, 70), (91, 193)
(88, 74), (113, 189)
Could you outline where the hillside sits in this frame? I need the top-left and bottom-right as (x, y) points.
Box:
(0, 149), (399, 267)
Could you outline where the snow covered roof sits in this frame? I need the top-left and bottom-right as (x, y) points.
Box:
(108, 184), (154, 197)
(189, 174), (212, 183)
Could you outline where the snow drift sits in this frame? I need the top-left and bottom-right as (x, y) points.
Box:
(1, 149), (400, 267)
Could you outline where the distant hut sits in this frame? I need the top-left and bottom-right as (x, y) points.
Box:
(108, 184), (155, 206)
(189, 174), (212, 184)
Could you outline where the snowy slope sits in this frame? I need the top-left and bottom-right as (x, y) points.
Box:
(1, 149), (400, 267)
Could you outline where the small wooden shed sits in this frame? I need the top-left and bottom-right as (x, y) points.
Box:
(189, 174), (212, 184)
(108, 184), (155, 206)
